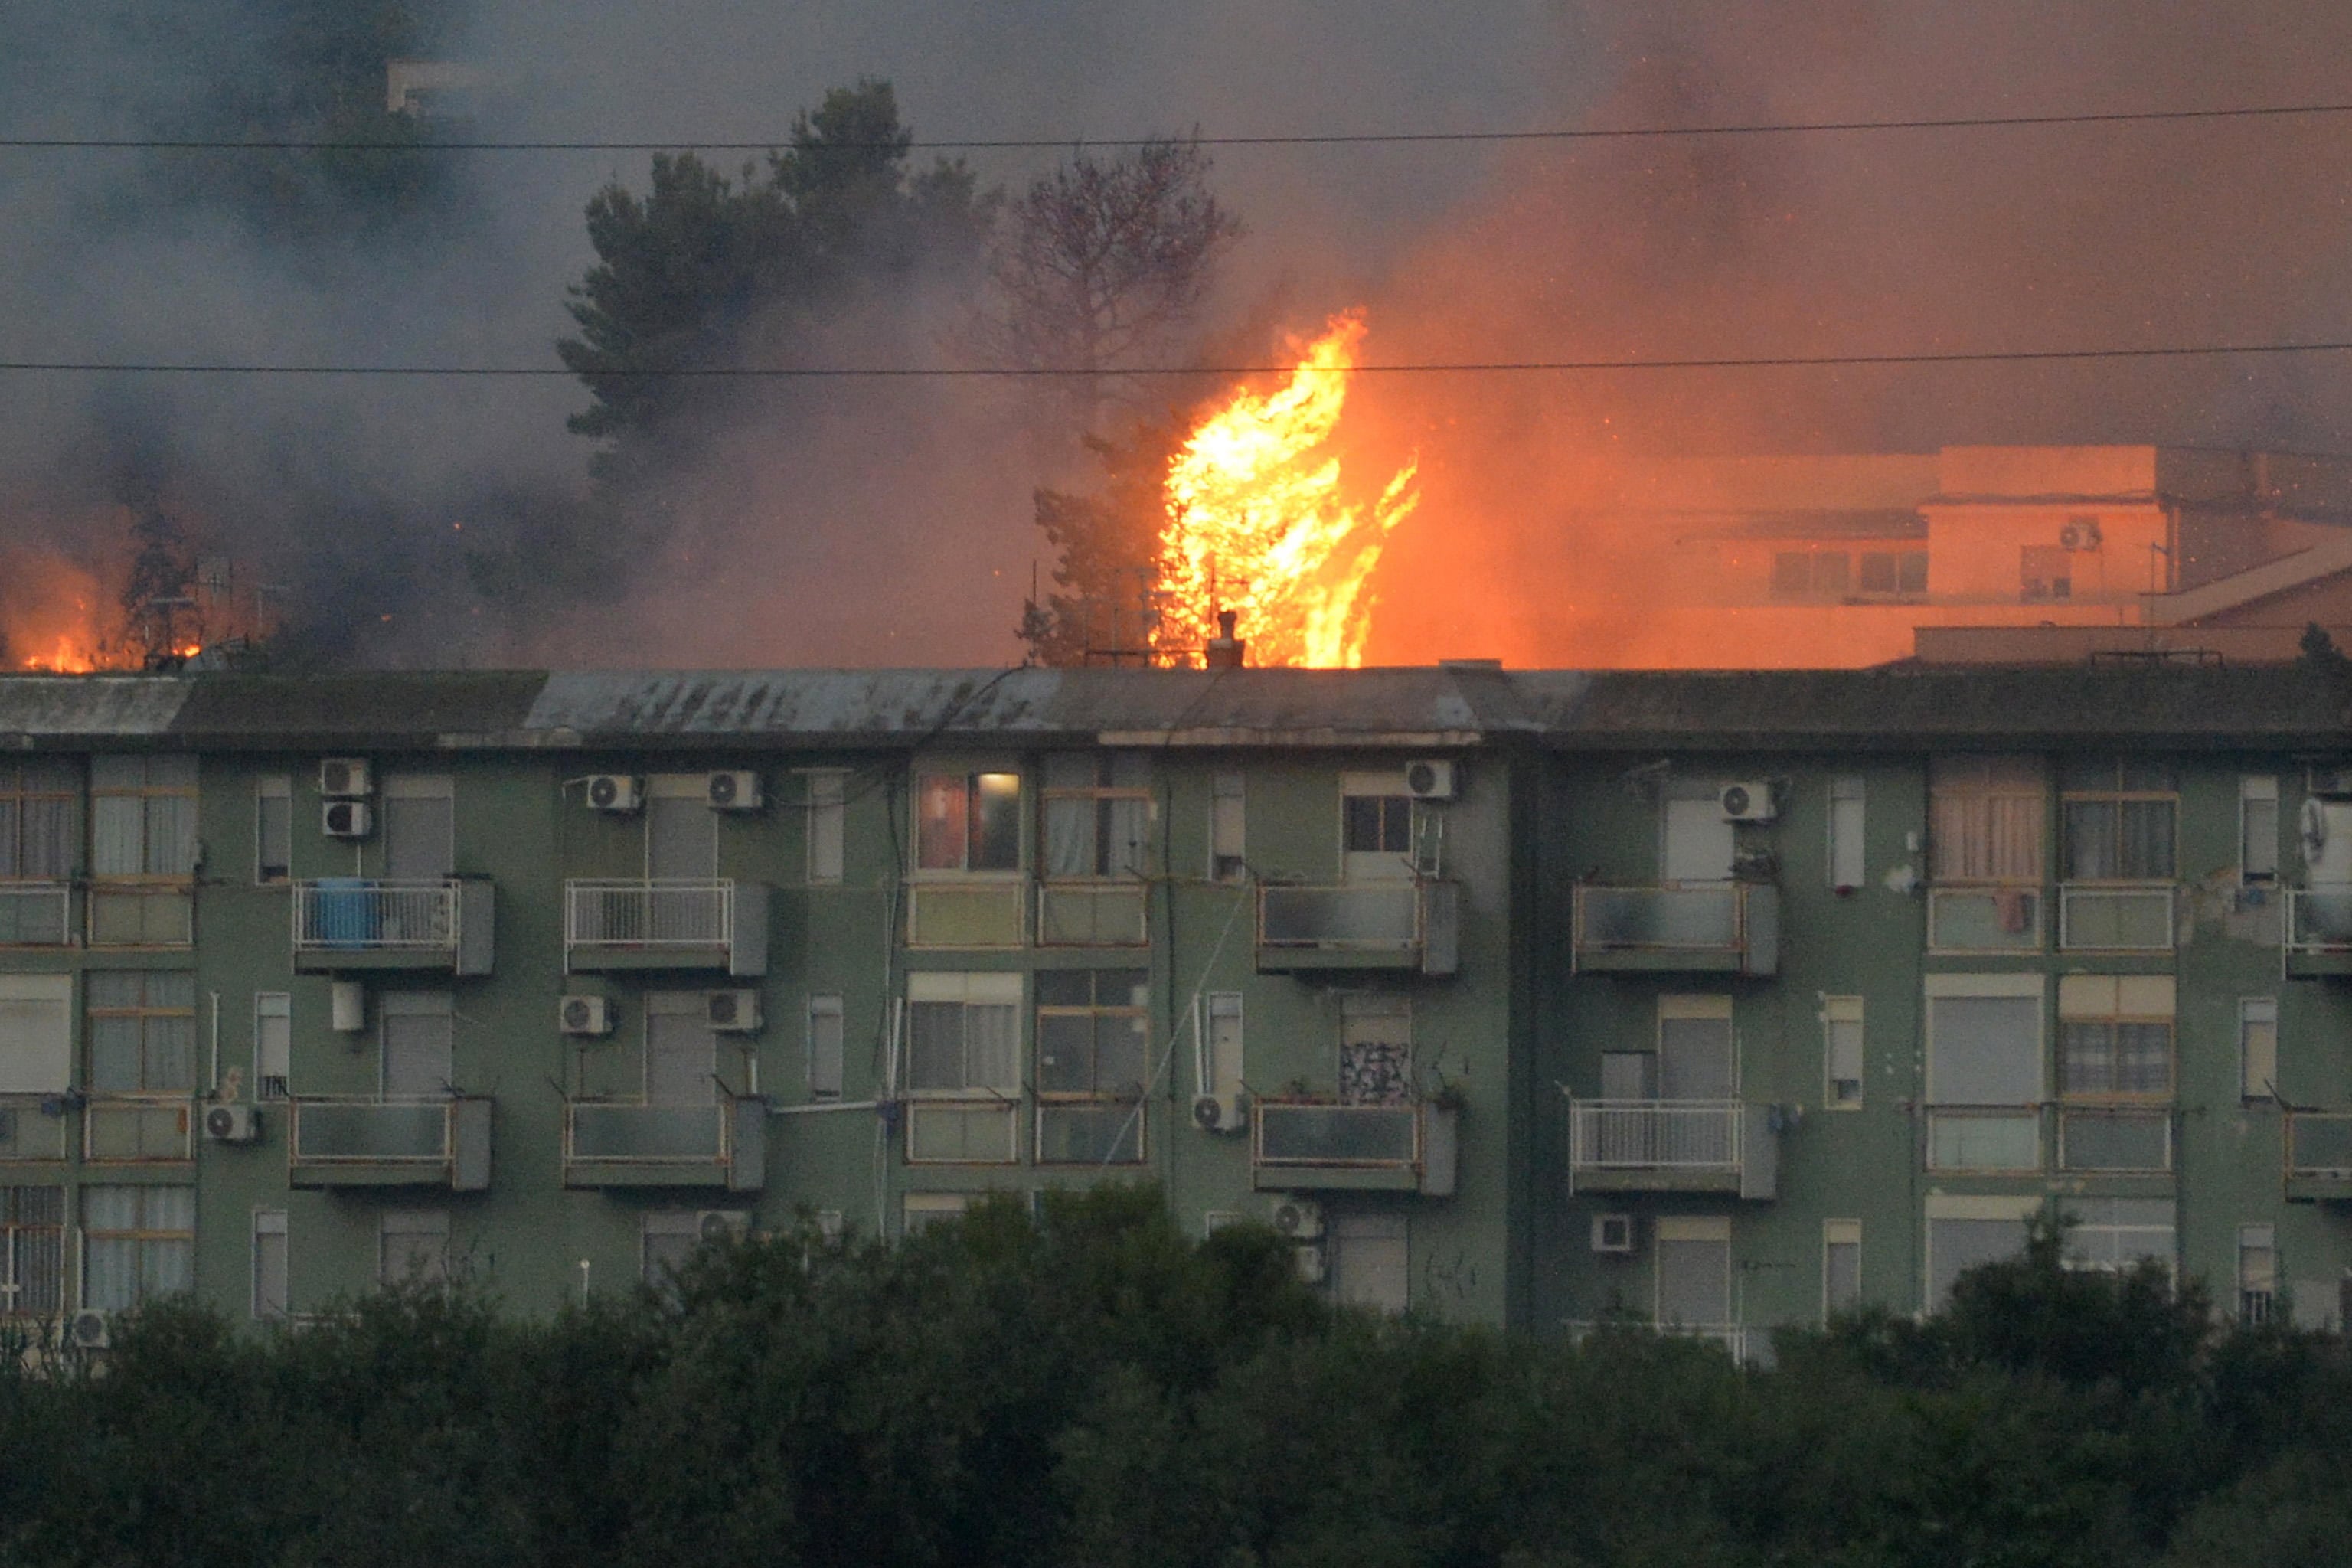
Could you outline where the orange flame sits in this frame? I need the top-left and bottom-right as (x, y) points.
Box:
(1152, 312), (1419, 668)
(2, 547), (243, 673)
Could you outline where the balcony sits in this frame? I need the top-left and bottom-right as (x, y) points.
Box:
(1570, 884), (1779, 977)
(1926, 887), (2041, 952)
(1251, 1099), (1458, 1194)
(562, 1097), (766, 1192)
(2285, 1112), (2352, 1200)
(1035, 882), (1147, 946)
(2057, 885), (2174, 952)
(1255, 880), (1459, 977)
(82, 1096), (191, 1163)
(2056, 1108), (2172, 1173)
(1923, 1105), (2043, 1173)
(0, 883), (74, 946)
(564, 880), (768, 976)
(2285, 889), (2352, 978)
(292, 878), (495, 976)
(1566, 1098), (1778, 1199)
(905, 880), (1027, 948)
(0, 1096), (71, 1161)
(287, 1096), (492, 1191)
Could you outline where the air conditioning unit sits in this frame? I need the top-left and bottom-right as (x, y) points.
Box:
(203, 1103), (260, 1145)
(318, 758), (371, 798)
(707, 770), (762, 811)
(2059, 519), (2103, 552)
(1591, 1214), (1637, 1254)
(65, 1308), (109, 1351)
(1267, 1197), (1323, 1241)
(1404, 760), (1459, 801)
(322, 800), (373, 838)
(586, 774), (642, 812)
(697, 1210), (750, 1243)
(706, 990), (762, 1032)
(1192, 1090), (1248, 1134)
(558, 995), (613, 1037)
(1718, 782), (1778, 823)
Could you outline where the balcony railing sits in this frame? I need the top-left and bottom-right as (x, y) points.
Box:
(1566, 1097), (1777, 1199)
(82, 1096), (191, 1162)
(562, 1097), (766, 1192)
(2056, 1107), (2172, 1172)
(2285, 888), (2352, 977)
(292, 878), (494, 975)
(564, 880), (767, 977)
(1926, 886), (2041, 952)
(1035, 881), (1148, 946)
(1570, 884), (1779, 976)
(287, 1096), (491, 1189)
(0, 883), (73, 946)
(2057, 885), (2174, 952)
(905, 880), (1027, 948)
(1251, 1099), (1457, 1194)
(1255, 880), (1459, 976)
(1924, 1105), (2044, 1172)
(2286, 1112), (2352, 1199)
(0, 1096), (70, 1161)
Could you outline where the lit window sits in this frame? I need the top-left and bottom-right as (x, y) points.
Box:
(916, 771), (1021, 872)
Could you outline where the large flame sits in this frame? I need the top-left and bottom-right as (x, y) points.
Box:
(1152, 312), (1419, 668)
(2, 548), (228, 673)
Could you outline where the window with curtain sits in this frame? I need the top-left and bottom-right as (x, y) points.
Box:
(2061, 760), (2176, 881)
(2057, 975), (2174, 1099)
(1040, 754), (1149, 879)
(86, 970), (195, 1093)
(81, 1184), (194, 1310)
(1929, 756), (2044, 884)
(89, 755), (197, 880)
(0, 760), (77, 880)
(915, 771), (1021, 872)
(906, 975), (1020, 1094)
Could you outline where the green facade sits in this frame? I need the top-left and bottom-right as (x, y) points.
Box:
(1, 665), (2349, 1344)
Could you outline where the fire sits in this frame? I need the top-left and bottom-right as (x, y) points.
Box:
(2, 541), (255, 674)
(1152, 312), (1420, 668)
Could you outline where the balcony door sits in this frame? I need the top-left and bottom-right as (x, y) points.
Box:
(1655, 1216), (1732, 1332)
(381, 992), (453, 1098)
(1661, 780), (1733, 884)
(646, 992), (717, 1106)
(382, 775), (454, 880)
(647, 782), (717, 880)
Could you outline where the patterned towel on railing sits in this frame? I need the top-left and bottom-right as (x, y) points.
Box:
(1340, 1040), (1413, 1106)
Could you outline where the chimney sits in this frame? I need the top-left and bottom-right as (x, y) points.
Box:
(1205, 610), (1246, 669)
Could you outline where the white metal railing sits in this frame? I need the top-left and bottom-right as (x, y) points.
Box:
(564, 1099), (731, 1164)
(292, 880), (459, 953)
(1253, 1101), (1423, 1168)
(1258, 883), (1422, 952)
(2057, 884), (2175, 952)
(1572, 886), (1749, 956)
(2285, 1112), (2352, 1180)
(289, 1097), (462, 1163)
(1926, 886), (2041, 952)
(1567, 1099), (1743, 1170)
(2286, 888), (2352, 953)
(0, 883), (71, 946)
(565, 880), (733, 950)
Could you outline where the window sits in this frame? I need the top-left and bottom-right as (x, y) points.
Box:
(645, 776), (717, 880)
(1329, 1211), (1409, 1313)
(807, 995), (844, 1100)
(1857, 550), (1928, 597)
(1341, 774), (1414, 878)
(2241, 997), (2278, 1102)
(1655, 1215), (1732, 1331)
(1929, 756), (2043, 884)
(379, 1209), (449, 1286)
(89, 754), (197, 945)
(2056, 975), (2173, 1099)
(1340, 995), (1413, 1105)
(87, 971), (195, 1093)
(0, 760), (77, 880)
(1822, 996), (1864, 1108)
(1036, 969), (1148, 1163)
(2020, 544), (2071, 601)
(916, 771), (1021, 872)
(81, 1184), (193, 1309)
(1210, 772), (1246, 881)
(2240, 776), (2279, 884)
(1041, 754), (1149, 880)
(2239, 1224), (2278, 1325)
(905, 972), (1021, 1163)
(1203, 992), (1243, 1099)
(2061, 760), (2175, 881)
(642, 1210), (700, 1287)
(804, 769), (846, 884)
(382, 774), (455, 881)
(645, 991), (717, 1106)
(254, 993), (290, 1101)
(1827, 775), (1865, 890)
(1823, 1220), (1861, 1320)
(0, 974), (71, 1093)
(254, 776), (292, 884)
(1925, 1195), (2035, 1306)
(1663, 779), (1736, 883)
(1925, 975), (2043, 1171)
(0, 1187), (63, 1317)
(2060, 1197), (2174, 1279)
(252, 1210), (288, 1320)
(381, 991), (454, 1099)
(903, 1193), (972, 1235)
(1770, 551), (1851, 600)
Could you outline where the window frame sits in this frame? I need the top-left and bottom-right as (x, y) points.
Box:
(802, 769), (848, 885)
(2239, 774), (2280, 886)
(1210, 771), (1246, 882)
(1034, 969), (1149, 1165)
(913, 768), (1024, 876)
(85, 969), (197, 1096)
(254, 991), (291, 1102)
(254, 775), (292, 886)
(903, 972), (1022, 1166)
(377, 1207), (451, 1288)
(0, 1186), (64, 1318)
(0, 760), (79, 882)
(1927, 755), (2045, 887)
(1822, 1218), (1862, 1322)
(2238, 1223), (2278, 1325)
(1821, 995), (1864, 1109)
(1037, 753), (1151, 882)
(80, 1184), (194, 1310)
(1827, 775), (1865, 890)
(2055, 975), (2176, 1104)
(2059, 762), (2178, 886)
(806, 993), (844, 1101)
(2239, 996), (2279, 1104)
(1339, 771), (1416, 881)
(251, 1208), (288, 1321)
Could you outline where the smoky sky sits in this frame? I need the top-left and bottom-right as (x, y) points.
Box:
(6, 3), (2352, 669)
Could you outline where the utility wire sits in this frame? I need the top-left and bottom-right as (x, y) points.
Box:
(10, 339), (2352, 378)
(10, 98), (2352, 152)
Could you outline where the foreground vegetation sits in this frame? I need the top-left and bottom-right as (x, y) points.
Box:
(4, 1188), (2349, 1566)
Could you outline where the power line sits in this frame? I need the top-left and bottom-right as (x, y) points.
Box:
(6, 339), (2352, 379)
(10, 99), (2352, 153)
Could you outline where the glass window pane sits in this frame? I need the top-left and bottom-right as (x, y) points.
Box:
(1929, 995), (2040, 1104)
(1036, 1013), (1095, 1093)
(916, 776), (967, 870)
(966, 1003), (1018, 1090)
(971, 775), (1021, 871)
(908, 1002), (964, 1091)
(1343, 795), (1384, 853)
(256, 792), (291, 881)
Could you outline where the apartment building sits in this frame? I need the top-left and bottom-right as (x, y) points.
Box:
(0, 664), (2348, 1349)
